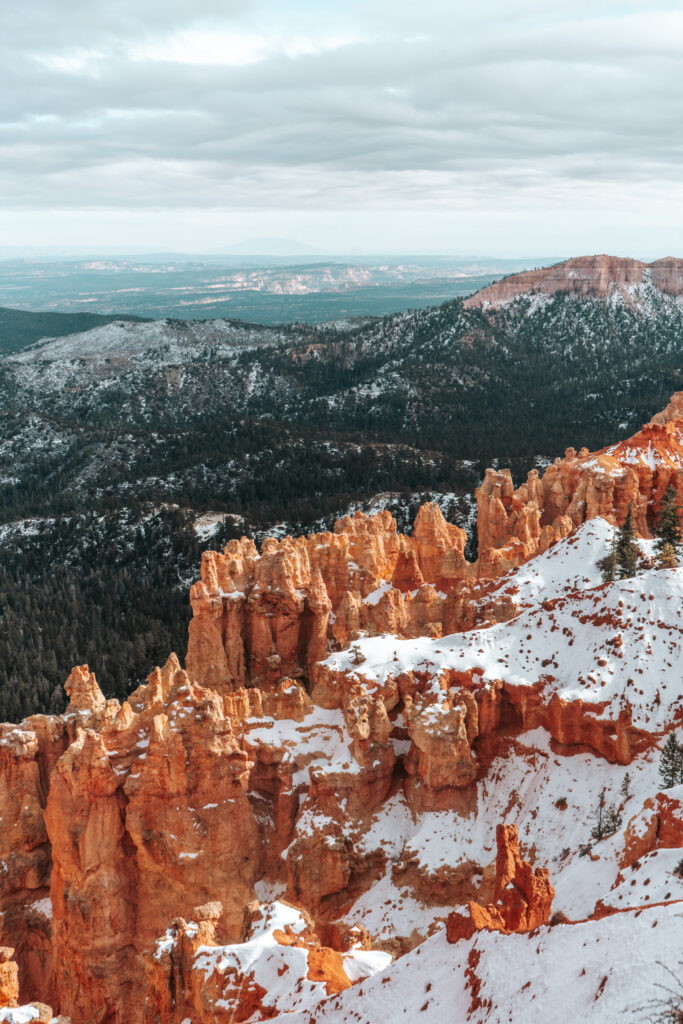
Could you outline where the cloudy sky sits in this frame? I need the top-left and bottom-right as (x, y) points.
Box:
(1, 0), (682, 254)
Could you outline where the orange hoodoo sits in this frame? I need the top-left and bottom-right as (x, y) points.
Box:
(446, 824), (554, 942)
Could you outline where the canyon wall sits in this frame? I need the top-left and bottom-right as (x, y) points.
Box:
(464, 254), (683, 308)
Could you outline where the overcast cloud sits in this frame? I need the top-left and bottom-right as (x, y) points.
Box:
(1, 0), (682, 252)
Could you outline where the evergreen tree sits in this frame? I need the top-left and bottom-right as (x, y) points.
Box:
(654, 485), (682, 560)
(657, 542), (679, 570)
(591, 787), (623, 841)
(616, 504), (639, 579)
(659, 733), (683, 789)
(597, 526), (618, 582)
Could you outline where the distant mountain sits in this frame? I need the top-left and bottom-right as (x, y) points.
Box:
(213, 237), (319, 256)
(465, 254), (683, 308)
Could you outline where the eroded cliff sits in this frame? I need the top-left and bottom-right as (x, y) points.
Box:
(0, 394), (682, 1024)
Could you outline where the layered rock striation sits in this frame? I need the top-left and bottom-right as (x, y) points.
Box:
(464, 254), (683, 308)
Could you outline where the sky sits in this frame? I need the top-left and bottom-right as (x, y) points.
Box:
(1, 0), (682, 255)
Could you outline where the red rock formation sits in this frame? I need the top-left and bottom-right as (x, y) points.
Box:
(474, 400), (683, 569)
(143, 900), (387, 1024)
(0, 950), (67, 1023)
(186, 393), (683, 697)
(620, 788), (683, 869)
(186, 507), (471, 695)
(1, 393), (682, 1023)
(0, 719), (63, 1007)
(464, 254), (683, 308)
(43, 660), (262, 1024)
(446, 824), (554, 942)
(0, 668), (118, 1007)
(403, 687), (478, 791)
(0, 948), (19, 1008)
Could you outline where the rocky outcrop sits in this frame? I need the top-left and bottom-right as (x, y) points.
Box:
(43, 659), (262, 1024)
(464, 254), (683, 308)
(446, 824), (554, 942)
(0, 950), (68, 1024)
(186, 394), (683, 696)
(186, 506), (471, 694)
(1, 394), (682, 1023)
(476, 413), (683, 569)
(620, 787), (683, 869)
(0, 717), (65, 1007)
(1, 655), (400, 1024)
(143, 900), (390, 1024)
(403, 687), (478, 792)
(0, 948), (19, 1008)
(0, 671), (115, 1006)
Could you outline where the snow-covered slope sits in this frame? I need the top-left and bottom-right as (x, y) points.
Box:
(269, 904), (682, 1024)
(11, 317), (283, 364)
(484, 516), (654, 609)
(324, 533), (683, 734)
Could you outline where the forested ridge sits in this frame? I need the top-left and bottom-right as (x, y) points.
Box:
(1, 289), (681, 721)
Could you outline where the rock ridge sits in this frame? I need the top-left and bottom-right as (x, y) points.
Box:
(186, 392), (683, 696)
(464, 254), (683, 308)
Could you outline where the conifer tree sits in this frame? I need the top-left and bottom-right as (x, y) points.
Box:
(654, 485), (682, 560)
(657, 542), (679, 570)
(616, 504), (639, 579)
(659, 733), (683, 789)
(597, 525), (618, 582)
(591, 787), (623, 841)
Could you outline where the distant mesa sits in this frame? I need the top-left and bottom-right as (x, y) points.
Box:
(465, 254), (683, 308)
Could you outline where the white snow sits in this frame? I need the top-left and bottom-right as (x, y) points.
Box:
(323, 563), (683, 733)
(0, 1010), (39, 1023)
(29, 897), (52, 919)
(267, 903), (682, 1023)
(363, 580), (393, 606)
(243, 706), (359, 789)
(189, 901), (390, 1018)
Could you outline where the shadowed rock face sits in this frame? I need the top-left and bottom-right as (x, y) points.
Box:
(464, 254), (683, 308)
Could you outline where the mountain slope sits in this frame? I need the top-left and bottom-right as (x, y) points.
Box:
(0, 306), (149, 355)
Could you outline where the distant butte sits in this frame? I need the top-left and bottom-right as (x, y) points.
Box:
(464, 254), (683, 308)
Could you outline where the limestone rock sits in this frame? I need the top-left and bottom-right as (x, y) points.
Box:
(0, 720), (59, 1006)
(403, 688), (478, 791)
(185, 394), (683, 697)
(64, 665), (107, 714)
(620, 788), (683, 869)
(41, 663), (261, 1024)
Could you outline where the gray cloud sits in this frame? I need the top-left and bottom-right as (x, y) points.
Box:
(0, 0), (682, 248)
